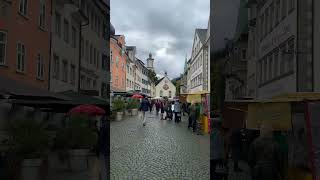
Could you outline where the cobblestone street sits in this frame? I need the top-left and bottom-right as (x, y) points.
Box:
(110, 111), (210, 179)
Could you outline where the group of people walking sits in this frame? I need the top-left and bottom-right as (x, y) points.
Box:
(138, 97), (184, 125)
(138, 97), (202, 135)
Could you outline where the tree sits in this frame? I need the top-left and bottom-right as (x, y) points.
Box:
(148, 70), (158, 84)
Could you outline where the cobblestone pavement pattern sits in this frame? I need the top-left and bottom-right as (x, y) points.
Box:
(110, 111), (210, 180)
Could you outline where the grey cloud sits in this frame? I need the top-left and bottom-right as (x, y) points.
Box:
(111, 0), (209, 78)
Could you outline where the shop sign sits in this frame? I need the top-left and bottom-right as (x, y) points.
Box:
(247, 102), (291, 130)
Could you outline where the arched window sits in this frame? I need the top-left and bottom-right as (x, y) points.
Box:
(160, 90), (163, 97)
(169, 91), (172, 98)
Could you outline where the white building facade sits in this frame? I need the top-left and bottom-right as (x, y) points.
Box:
(155, 73), (176, 98)
(188, 29), (209, 93)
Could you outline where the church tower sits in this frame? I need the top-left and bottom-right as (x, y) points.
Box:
(146, 53), (154, 71)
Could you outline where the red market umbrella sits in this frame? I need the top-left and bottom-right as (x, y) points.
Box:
(131, 94), (144, 99)
(67, 104), (106, 116)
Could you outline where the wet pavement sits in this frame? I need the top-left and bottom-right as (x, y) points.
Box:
(110, 111), (210, 180)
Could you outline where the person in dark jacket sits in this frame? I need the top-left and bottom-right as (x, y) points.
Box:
(160, 100), (165, 120)
(139, 98), (150, 126)
(248, 124), (282, 180)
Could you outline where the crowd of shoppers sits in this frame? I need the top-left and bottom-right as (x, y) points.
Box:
(138, 97), (201, 133)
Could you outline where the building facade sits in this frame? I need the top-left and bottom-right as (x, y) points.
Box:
(246, 0), (314, 100)
(0, 0), (51, 89)
(188, 28), (209, 93)
(224, 0), (249, 100)
(50, 0), (85, 93)
(155, 73), (176, 98)
(81, 0), (109, 99)
(110, 34), (127, 93)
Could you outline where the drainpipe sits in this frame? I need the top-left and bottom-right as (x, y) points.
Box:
(78, 17), (89, 94)
(48, 0), (53, 91)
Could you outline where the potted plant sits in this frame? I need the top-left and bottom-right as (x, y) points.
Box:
(131, 99), (140, 116)
(54, 115), (97, 172)
(9, 119), (49, 180)
(112, 99), (125, 121)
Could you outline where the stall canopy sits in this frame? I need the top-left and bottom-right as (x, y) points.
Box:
(185, 91), (209, 103)
(223, 93), (320, 130)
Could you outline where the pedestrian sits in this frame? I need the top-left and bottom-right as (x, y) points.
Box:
(230, 129), (243, 172)
(188, 103), (194, 129)
(189, 103), (196, 131)
(192, 103), (200, 132)
(182, 102), (186, 116)
(148, 99), (153, 113)
(210, 119), (228, 180)
(155, 100), (160, 115)
(248, 123), (282, 180)
(174, 100), (181, 123)
(160, 100), (165, 120)
(139, 97), (150, 126)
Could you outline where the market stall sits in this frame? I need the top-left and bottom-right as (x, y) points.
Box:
(185, 91), (210, 134)
(223, 93), (320, 180)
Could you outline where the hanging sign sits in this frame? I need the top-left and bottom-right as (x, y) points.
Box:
(247, 102), (291, 130)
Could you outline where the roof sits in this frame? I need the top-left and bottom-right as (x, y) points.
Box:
(156, 77), (165, 86)
(195, 29), (208, 44)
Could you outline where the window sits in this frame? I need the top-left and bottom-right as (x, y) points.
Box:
(169, 91), (172, 98)
(93, 80), (96, 89)
(259, 61), (262, 83)
(62, 60), (68, 82)
(241, 49), (247, 60)
(268, 54), (273, 80)
(0, 31), (7, 65)
(63, 19), (69, 43)
(288, 38), (294, 72)
(270, 2), (274, 29)
(96, 51), (100, 68)
(80, 75), (85, 88)
(17, 42), (26, 72)
(102, 54), (108, 70)
(101, 83), (107, 98)
(55, 12), (61, 36)
(280, 44), (287, 74)
(263, 58), (267, 82)
(275, 0), (280, 24)
(260, 14), (264, 40)
(91, 11), (94, 30)
(110, 50), (113, 64)
(36, 53), (44, 79)
(274, 50), (279, 77)
(70, 65), (75, 85)
(103, 23), (108, 40)
(85, 40), (89, 62)
(71, 27), (77, 48)
(266, 7), (269, 34)
(87, 77), (91, 88)
(160, 90), (163, 97)
(90, 44), (93, 64)
(116, 56), (119, 67)
(19, 0), (28, 16)
(39, 0), (46, 28)
(53, 54), (59, 79)
(94, 48), (96, 66)
(289, 0), (295, 11)
(282, 0), (287, 19)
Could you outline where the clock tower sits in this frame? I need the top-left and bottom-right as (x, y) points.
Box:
(146, 53), (154, 71)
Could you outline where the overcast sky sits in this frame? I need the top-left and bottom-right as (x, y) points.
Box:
(111, 0), (209, 79)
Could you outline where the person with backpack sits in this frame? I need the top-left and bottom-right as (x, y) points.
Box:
(139, 97), (150, 126)
(174, 100), (181, 123)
